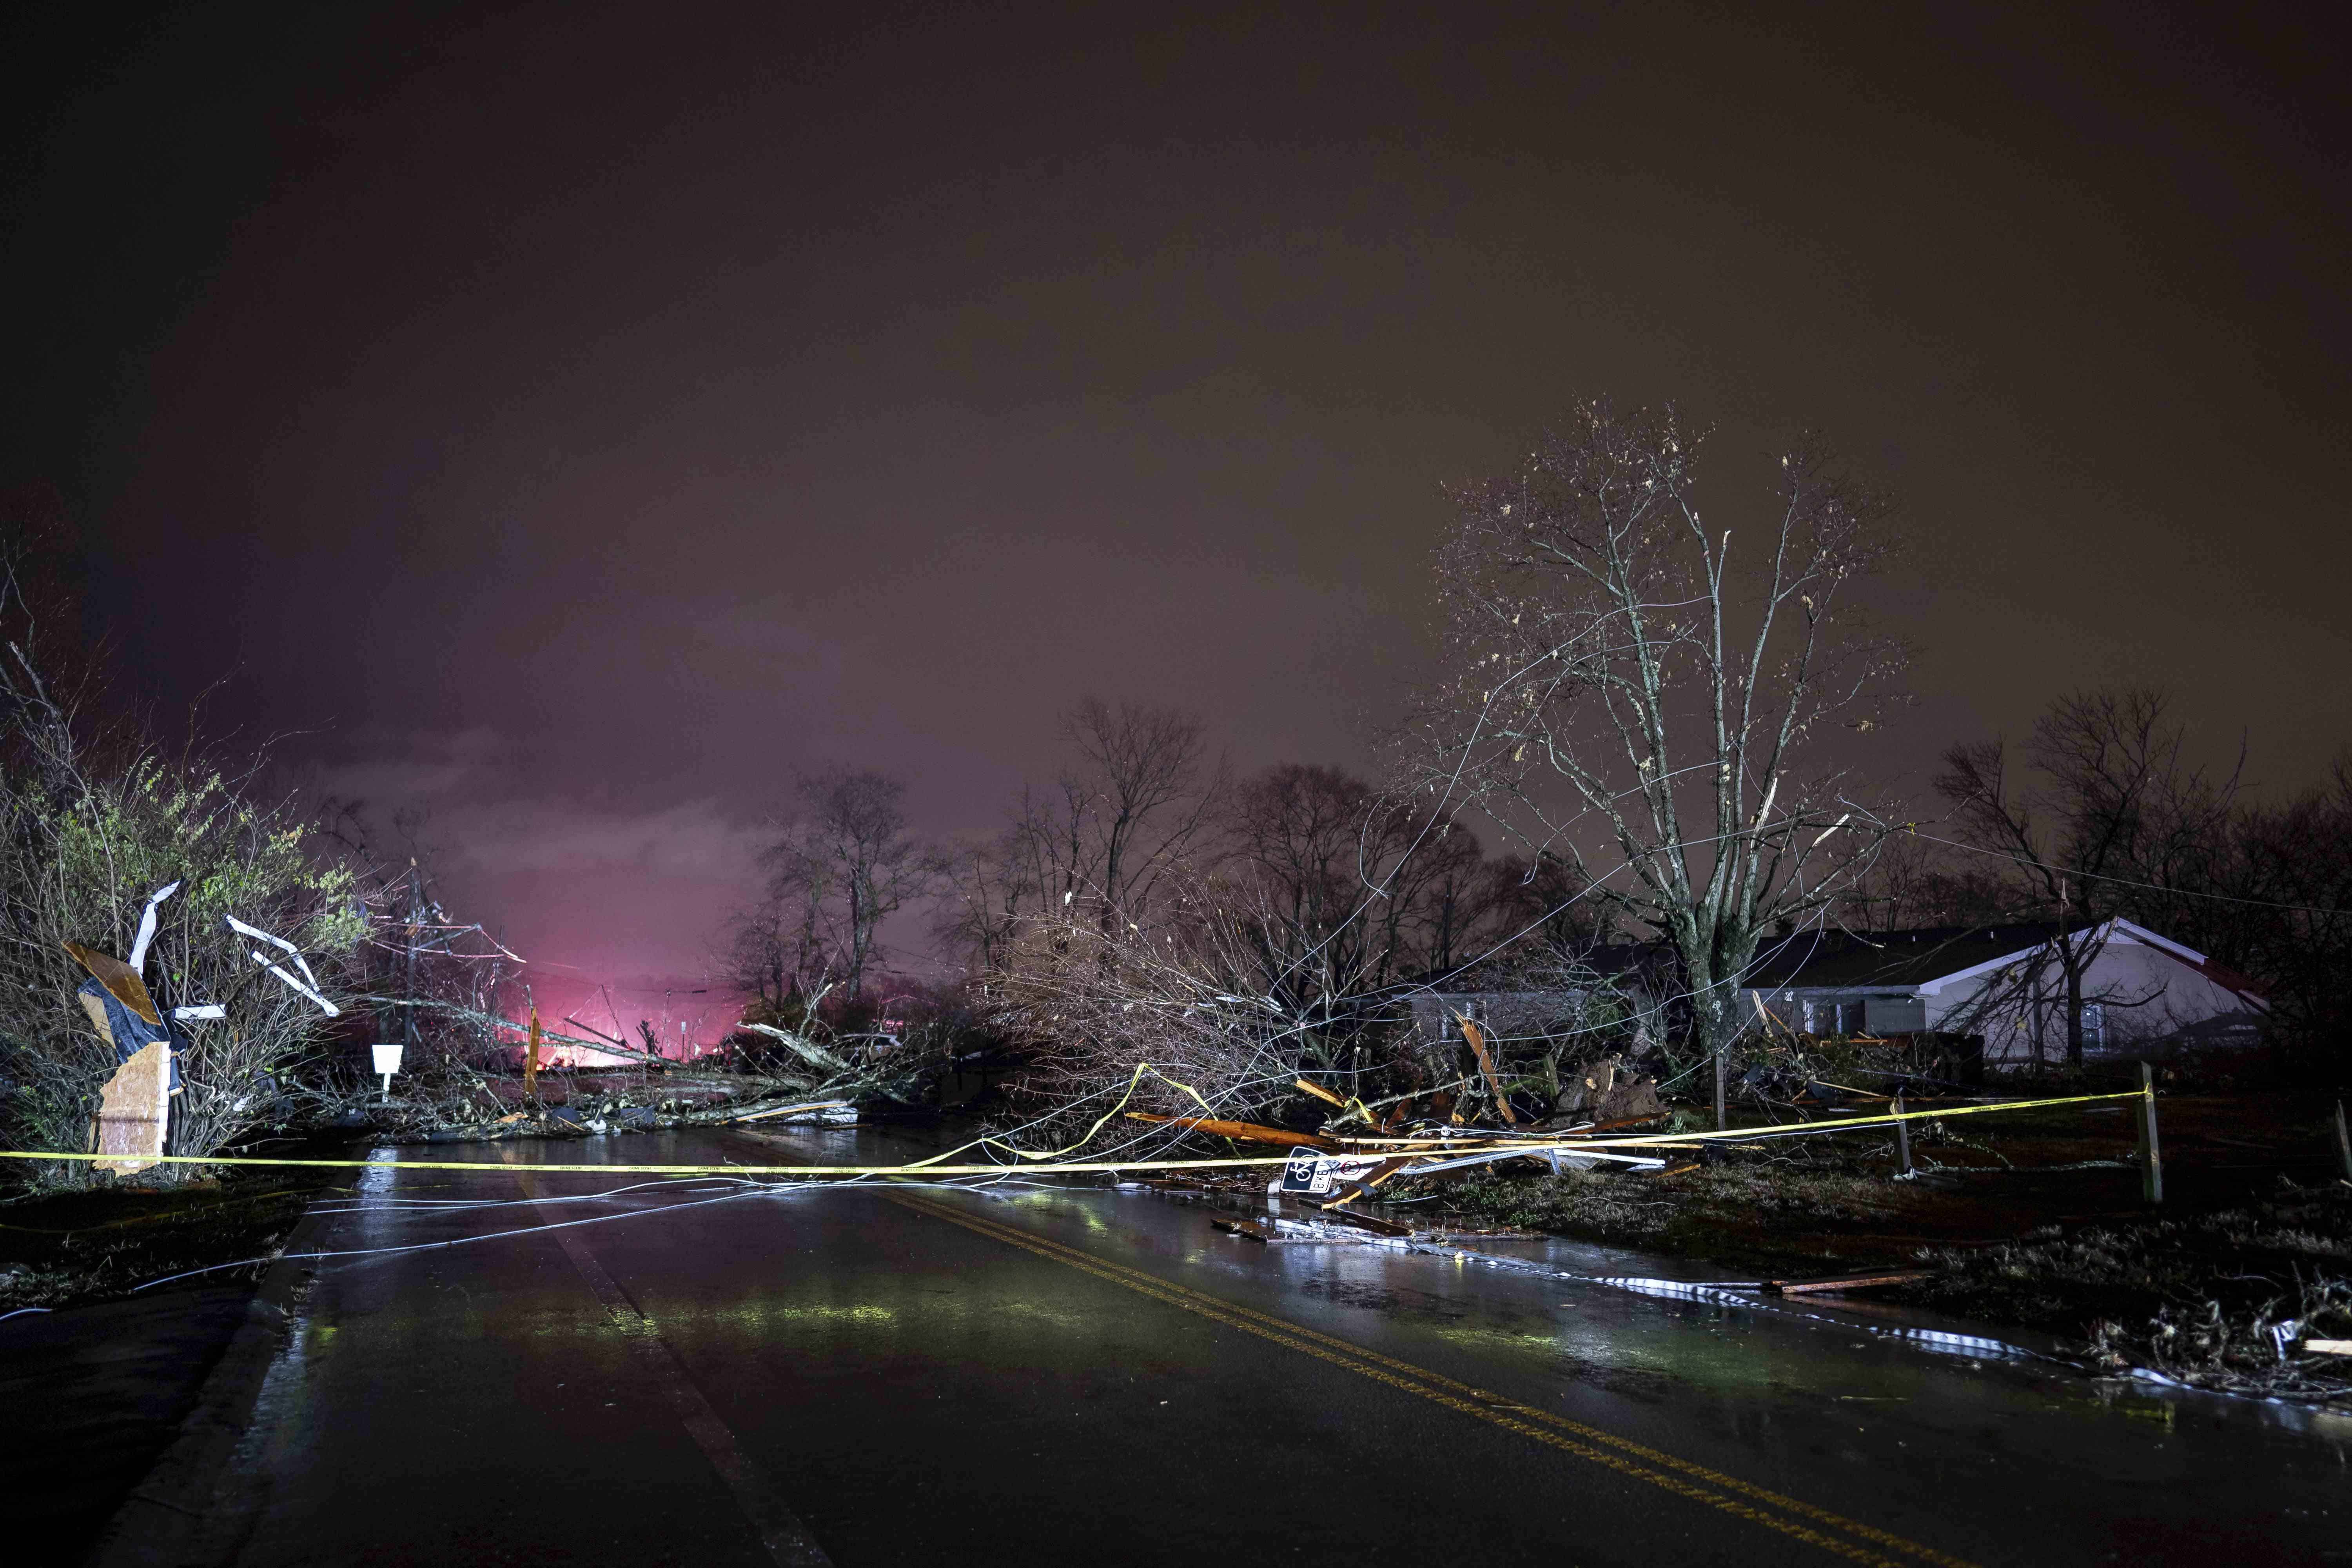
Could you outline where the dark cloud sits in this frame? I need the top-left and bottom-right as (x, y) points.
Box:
(4, 0), (2345, 981)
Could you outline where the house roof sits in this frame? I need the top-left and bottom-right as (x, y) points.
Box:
(1741, 925), (2075, 992)
(1743, 919), (2269, 1009)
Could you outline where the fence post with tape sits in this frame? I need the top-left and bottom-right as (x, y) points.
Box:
(2135, 1061), (2163, 1206)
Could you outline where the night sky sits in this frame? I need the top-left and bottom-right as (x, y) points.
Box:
(4, 2), (2345, 992)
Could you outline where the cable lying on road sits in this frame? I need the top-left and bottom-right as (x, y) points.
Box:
(109, 1173), (1068, 1294)
(0, 1087), (2146, 1181)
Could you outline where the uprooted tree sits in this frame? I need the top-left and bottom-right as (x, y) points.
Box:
(1407, 400), (1906, 1125)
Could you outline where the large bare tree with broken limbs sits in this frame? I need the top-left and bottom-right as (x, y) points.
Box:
(1414, 400), (1904, 1124)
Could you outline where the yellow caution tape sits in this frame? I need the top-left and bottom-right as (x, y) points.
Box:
(0, 1089), (2145, 1178)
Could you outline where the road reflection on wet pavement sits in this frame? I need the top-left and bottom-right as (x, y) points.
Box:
(197, 1126), (2350, 1566)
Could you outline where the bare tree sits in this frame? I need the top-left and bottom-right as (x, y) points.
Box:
(1029, 697), (1226, 931)
(2227, 761), (2352, 1076)
(753, 768), (942, 1000)
(1833, 828), (2018, 931)
(1220, 764), (1412, 1028)
(932, 824), (1034, 981)
(935, 697), (1225, 983)
(0, 507), (364, 1175)
(721, 890), (813, 1013)
(1414, 400), (1904, 1125)
(1935, 688), (2240, 1069)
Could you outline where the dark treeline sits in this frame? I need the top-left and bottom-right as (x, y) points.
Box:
(725, 405), (2352, 1128)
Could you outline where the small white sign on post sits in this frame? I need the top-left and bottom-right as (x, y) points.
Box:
(371, 1043), (404, 1102)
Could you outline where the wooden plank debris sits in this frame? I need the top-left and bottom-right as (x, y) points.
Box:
(2136, 1060), (2163, 1206)
(1292, 1076), (1346, 1107)
(1764, 1271), (1931, 1295)
(1457, 1016), (1518, 1125)
(1127, 1113), (1333, 1149)
(1307, 1205), (1412, 1237)
(733, 1098), (856, 1124)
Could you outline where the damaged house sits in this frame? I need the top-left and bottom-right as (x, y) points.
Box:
(1742, 919), (2268, 1067)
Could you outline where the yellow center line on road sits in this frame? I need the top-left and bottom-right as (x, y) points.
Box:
(889, 1192), (1976, 1568)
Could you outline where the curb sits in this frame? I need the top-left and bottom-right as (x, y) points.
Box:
(80, 1193), (335, 1568)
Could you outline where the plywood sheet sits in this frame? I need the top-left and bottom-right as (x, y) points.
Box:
(94, 1039), (171, 1176)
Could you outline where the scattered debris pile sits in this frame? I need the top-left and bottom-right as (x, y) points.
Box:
(1902, 1179), (2352, 1402)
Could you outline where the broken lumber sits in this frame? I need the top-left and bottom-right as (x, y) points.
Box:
(1307, 1205), (1411, 1238)
(1457, 1016), (1518, 1126)
(1292, 1076), (1346, 1107)
(1126, 1113), (1334, 1149)
(1764, 1271), (1932, 1296)
(733, 1098), (855, 1124)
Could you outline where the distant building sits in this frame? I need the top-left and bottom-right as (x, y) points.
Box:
(1741, 919), (2267, 1066)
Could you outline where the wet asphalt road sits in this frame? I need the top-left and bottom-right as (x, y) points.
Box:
(178, 1126), (2348, 1566)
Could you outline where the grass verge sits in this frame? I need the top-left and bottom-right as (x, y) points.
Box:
(0, 1165), (330, 1314)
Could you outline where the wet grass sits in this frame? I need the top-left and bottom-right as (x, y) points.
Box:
(1394, 1161), (1907, 1278)
(1391, 1089), (2352, 1401)
(1902, 1180), (2352, 1400)
(0, 1165), (331, 1312)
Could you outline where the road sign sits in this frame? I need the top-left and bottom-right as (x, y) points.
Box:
(372, 1042), (404, 1102)
(1278, 1149), (1383, 1196)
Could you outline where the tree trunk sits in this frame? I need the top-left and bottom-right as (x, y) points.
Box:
(1685, 960), (1744, 1131)
(2063, 946), (2085, 1071)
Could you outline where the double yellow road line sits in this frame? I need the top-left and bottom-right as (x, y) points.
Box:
(890, 1192), (1975, 1568)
